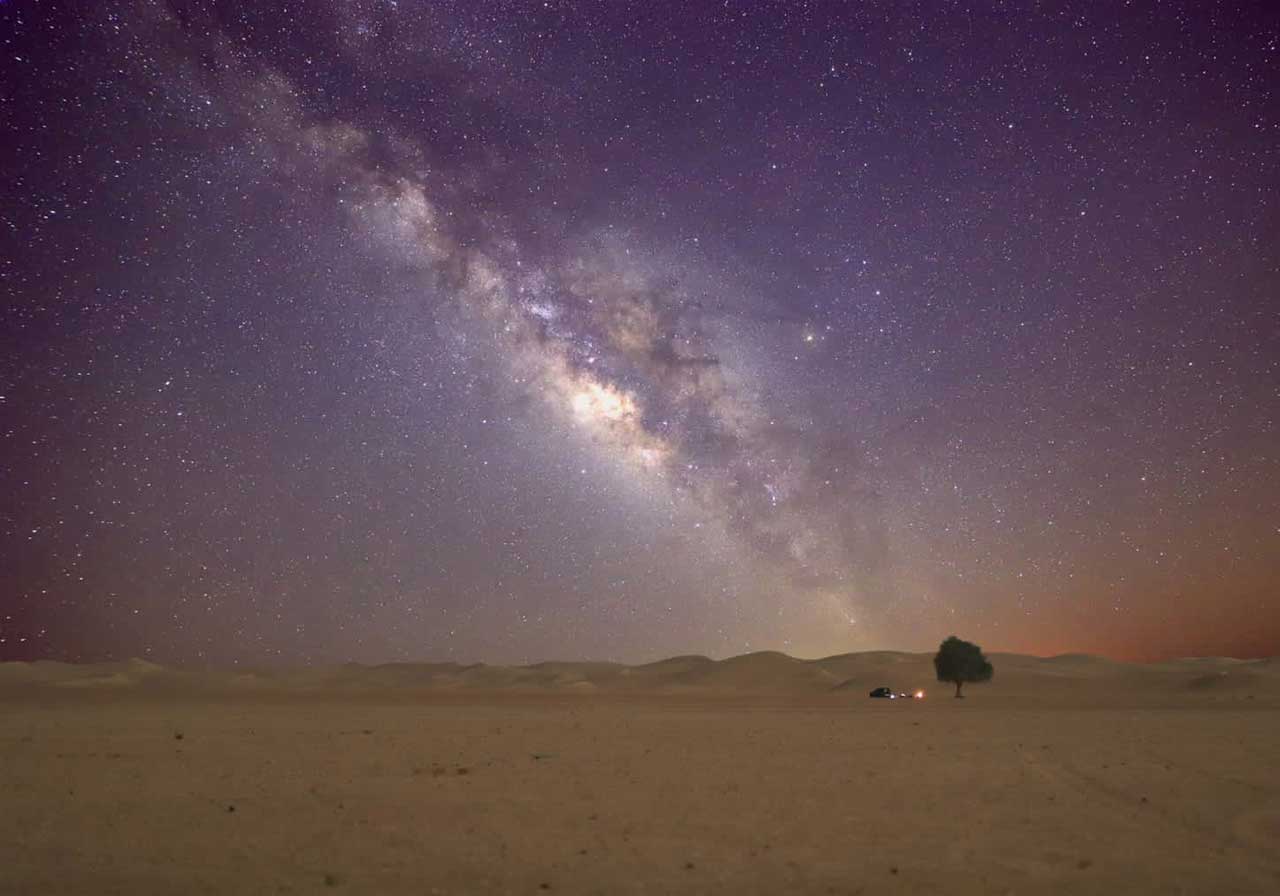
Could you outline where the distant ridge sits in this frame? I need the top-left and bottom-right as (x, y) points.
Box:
(2, 650), (1276, 698)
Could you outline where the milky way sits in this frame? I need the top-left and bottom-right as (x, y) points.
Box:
(2, 1), (1277, 663)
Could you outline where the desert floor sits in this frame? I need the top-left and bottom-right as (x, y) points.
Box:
(2, 663), (1279, 894)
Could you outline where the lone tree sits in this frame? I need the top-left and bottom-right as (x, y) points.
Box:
(934, 636), (993, 698)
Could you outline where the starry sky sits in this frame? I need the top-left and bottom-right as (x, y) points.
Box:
(2, 0), (1277, 665)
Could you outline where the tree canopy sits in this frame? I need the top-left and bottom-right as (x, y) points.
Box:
(933, 636), (994, 697)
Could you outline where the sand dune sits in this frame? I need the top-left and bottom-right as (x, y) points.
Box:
(2, 650), (1278, 894)
(4, 650), (1278, 699)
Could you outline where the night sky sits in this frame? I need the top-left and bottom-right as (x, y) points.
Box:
(2, 1), (1277, 665)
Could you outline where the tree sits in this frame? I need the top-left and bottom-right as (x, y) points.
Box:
(933, 636), (993, 698)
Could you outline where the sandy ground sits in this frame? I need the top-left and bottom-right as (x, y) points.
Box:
(2, 656), (1278, 894)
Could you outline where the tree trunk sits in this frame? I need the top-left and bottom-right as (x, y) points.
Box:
(954, 680), (963, 698)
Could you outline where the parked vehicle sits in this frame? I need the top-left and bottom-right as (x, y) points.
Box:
(868, 686), (925, 699)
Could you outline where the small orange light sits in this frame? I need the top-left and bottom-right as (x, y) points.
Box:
(915, 690), (924, 699)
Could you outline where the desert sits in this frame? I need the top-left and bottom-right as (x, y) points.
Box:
(3, 651), (1278, 895)
(7, 2), (1279, 894)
